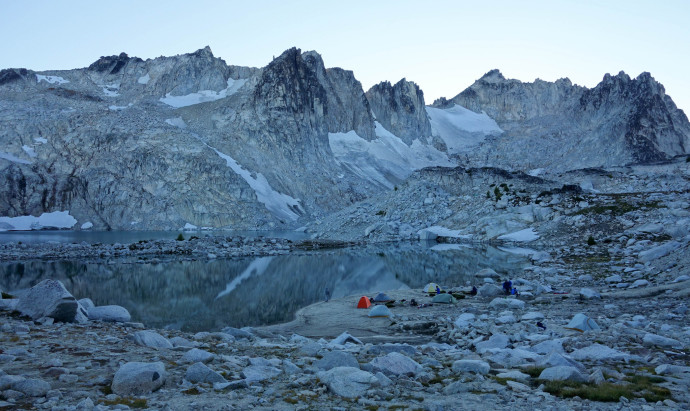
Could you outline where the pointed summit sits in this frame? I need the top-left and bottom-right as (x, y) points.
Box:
(479, 69), (506, 83)
(190, 46), (214, 58)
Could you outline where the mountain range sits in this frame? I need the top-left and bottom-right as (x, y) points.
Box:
(0, 47), (688, 231)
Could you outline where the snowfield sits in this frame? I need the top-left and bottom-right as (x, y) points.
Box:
(426, 104), (503, 153)
(160, 78), (247, 108)
(328, 123), (454, 189)
(0, 211), (77, 231)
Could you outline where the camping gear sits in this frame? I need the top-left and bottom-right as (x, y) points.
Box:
(372, 292), (393, 303)
(368, 305), (392, 318)
(431, 293), (457, 304)
(423, 283), (442, 294)
(565, 313), (600, 332)
(357, 296), (371, 309)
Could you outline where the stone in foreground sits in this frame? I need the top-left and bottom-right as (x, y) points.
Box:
(112, 362), (166, 396)
(317, 367), (378, 398)
(370, 352), (422, 376)
(88, 305), (131, 322)
(538, 366), (587, 382)
(452, 360), (490, 375)
(185, 362), (227, 384)
(132, 330), (173, 349)
(15, 279), (85, 323)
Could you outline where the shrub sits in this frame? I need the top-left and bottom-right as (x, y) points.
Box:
(587, 236), (596, 246)
(176, 233), (185, 241)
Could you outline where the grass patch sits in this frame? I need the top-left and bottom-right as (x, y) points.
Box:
(101, 397), (148, 409)
(182, 387), (202, 395)
(523, 366), (546, 378)
(573, 199), (664, 216)
(489, 376), (511, 386)
(542, 375), (672, 403)
(283, 397), (299, 405)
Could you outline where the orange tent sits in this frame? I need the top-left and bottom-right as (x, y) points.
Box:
(357, 296), (372, 309)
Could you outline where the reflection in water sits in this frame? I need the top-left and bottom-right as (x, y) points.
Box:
(0, 243), (532, 332)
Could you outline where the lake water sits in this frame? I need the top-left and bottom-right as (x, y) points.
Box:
(0, 235), (533, 332)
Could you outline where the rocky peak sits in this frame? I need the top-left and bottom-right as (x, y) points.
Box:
(0, 68), (30, 86)
(87, 52), (142, 75)
(478, 69), (506, 84)
(252, 48), (374, 139)
(366, 78), (432, 144)
(190, 46), (214, 59)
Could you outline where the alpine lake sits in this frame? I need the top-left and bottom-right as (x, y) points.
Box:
(0, 231), (532, 332)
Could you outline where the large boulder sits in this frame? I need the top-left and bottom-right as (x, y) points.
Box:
(132, 330), (172, 349)
(88, 305), (131, 322)
(317, 367), (378, 398)
(477, 284), (504, 298)
(565, 313), (600, 332)
(185, 362), (227, 384)
(315, 351), (359, 371)
(370, 352), (421, 377)
(111, 362), (166, 396)
(181, 348), (216, 364)
(538, 366), (587, 382)
(15, 280), (86, 323)
(452, 360), (490, 375)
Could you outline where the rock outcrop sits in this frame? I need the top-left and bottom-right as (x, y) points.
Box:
(448, 70), (690, 170)
(366, 79), (432, 145)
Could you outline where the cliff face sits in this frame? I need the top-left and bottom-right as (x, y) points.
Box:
(366, 79), (432, 145)
(448, 70), (689, 170)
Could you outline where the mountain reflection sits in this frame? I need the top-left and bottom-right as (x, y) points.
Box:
(0, 244), (530, 332)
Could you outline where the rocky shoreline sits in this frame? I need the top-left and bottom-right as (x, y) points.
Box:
(1, 229), (689, 410)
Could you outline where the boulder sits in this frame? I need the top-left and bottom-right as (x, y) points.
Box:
(221, 326), (253, 340)
(12, 378), (51, 397)
(538, 366), (587, 382)
(132, 330), (172, 349)
(15, 280), (86, 322)
(454, 313), (476, 329)
(317, 367), (378, 398)
(88, 305), (131, 322)
(185, 362), (227, 384)
(370, 352), (422, 376)
(579, 288), (601, 299)
(643, 333), (684, 349)
(569, 344), (631, 361)
(474, 268), (500, 278)
(315, 351), (359, 371)
(242, 365), (282, 383)
(330, 332), (363, 346)
(452, 360), (490, 375)
(475, 333), (510, 352)
(477, 284), (504, 297)
(181, 348), (216, 364)
(112, 362), (166, 396)
(638, 241), (680, 262)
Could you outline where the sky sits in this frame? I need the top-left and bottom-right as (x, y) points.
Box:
(1, 0), (689, 112)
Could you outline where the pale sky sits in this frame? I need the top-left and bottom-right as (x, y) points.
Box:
(1, 0), (689, 112)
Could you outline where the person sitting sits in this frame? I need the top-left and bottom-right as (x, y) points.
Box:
(470, 286), (478, 296)
(502, 279), (512, 295)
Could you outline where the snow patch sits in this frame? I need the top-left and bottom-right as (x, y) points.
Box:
(22, 145), (37, 158)
(419, 225), (470, 239)
(160, 78), (247, 108)
(101, 84), (120, 97)
(215, 257), (274, 300)
(81, 222), (93, 230)
(426, 104), (502, 154)
(528, 168), (545, 177)
(165, 117), (187, 129)
(36, 74), (69, 85)
(212, 147), (303, 221)
(137, 73), (150, 84)
(497, 228), (539, 242)
(34, 137), (48, 144)
(0, 152), (32, 165)
(182, 223), (198, 231)
(0, 211), (77, 231)
(108, 103), (133, 111)
(328, 124), (453, 188)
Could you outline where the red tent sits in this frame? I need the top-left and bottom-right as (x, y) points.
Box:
(357, 296), (372, 309)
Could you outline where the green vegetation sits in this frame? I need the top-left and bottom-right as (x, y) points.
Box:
(175, 233), (185, 241)
(574, 199), (663, 216)
(101, 397), (148, 409)
(541, 375), (672, 403)
(523, 366), (546, 378)
(2, 292), (15, 299)
(494, 186), (503, 201)
(587, 236), (597, 246)
(182, 387), (202, 395)
(376, 210), (386, 216)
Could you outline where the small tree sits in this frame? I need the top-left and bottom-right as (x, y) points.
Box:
(587, 235), (596, 246)
(176, 233), (185, 241)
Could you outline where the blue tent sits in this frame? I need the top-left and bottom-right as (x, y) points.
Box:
(372, 292), (393, 303)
